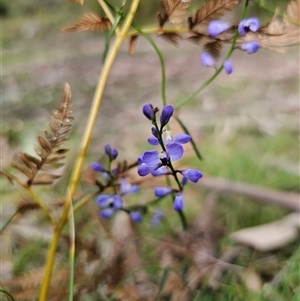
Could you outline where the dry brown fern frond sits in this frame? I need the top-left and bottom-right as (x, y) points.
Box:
(11, 83), (73, 186)
(204, 40), (223, 58)
(157, 32), (182, 46)
(17, 195), (40, 214)
(158, 0), (194, 28)
(63, 13), (111, 32)
(189, 0), (241, 30)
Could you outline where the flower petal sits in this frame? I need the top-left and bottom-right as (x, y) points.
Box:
(104, 144), (118, 160)
(151, 127), (158, 138)
(173, 193), (184, 211)
(182, 169), (203, 183)
(96, 194), (111, 207)
(142, 150), (160, 167)
(223, 60), (233, 74)
(241, 41), (260, 54)
(147, 136), (160, 146)
(151, 166), (168, 176)
(208, 20), (230, 37)
(154, 187), (173, 197)
(200, 52), (215, 67)
(138, 163), (153, 176)
(160, 105), (174, 128)
(142, 103), (154, 120)
(100, 208), (114, 219)
(91, 161), (106, 172)
(167, 143), (184, 161)
(120, 178), (139, 194)
(173, 134), (190, 144)
(112, 195), (123, 209)
(238, 17), (260, 35)
(130, 211), (142, 223)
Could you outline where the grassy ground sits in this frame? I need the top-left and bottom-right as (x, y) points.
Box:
(1, 1), (299, 300)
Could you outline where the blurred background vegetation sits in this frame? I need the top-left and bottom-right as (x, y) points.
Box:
(2, 0), (299, 300)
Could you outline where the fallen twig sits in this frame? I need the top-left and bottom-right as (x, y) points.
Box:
(199, 177), (299, 211)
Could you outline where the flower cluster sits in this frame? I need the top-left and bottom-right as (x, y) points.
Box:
(91, 144), (141, 222)
(138, 104), (203, 212)
(201, 17), (261, 74)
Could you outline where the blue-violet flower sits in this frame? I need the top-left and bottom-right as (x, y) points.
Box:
(154, 187), (173, 197)
(104, 144), (118, 161)
(200, 52), (215, 67)
(160, 105), (174, 128)
(100, 208), (114, 219)
(143, 103), (155, 121)
(241, 41), (260, 54)
(223, 60), (233, 74)
(181, 169), (203, 183)
(173, 193), (184, 211)
(208, 20), (230, 37)
(120, 178), (139, 195)
(238, 17), (260, 35)
(91, 161), (106, 172)
(130, 211), (142, 223)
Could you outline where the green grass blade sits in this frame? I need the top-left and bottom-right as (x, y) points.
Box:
(0, 288), (15, 301)
(155, 267), (170, 300)
(102, 14), (123, 63)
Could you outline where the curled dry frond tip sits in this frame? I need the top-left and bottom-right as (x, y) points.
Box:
(11, 83), (74, 186)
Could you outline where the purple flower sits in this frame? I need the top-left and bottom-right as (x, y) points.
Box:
(100, 208), (114, 219)
(96, 194), (123, 209)
(173, 193), (184, 211)
(208, 20), (230, 37)
(143, 104), (155, 121)
(223, 60), (233, 74)
(148, 136), (160, 146)
(96, 194), (111, 207)
(151, 209), (163, 226)
(151, 127), (159, 138)
(104, 144), (118, 161)
(154, 187), (173, 197)
(200, 52), (215, 67)
(91, 161), (106, 172)
(130, 211), (142, 223)
(112, 195), (123, 209)
(181, 169), (203, 183)
(238, 17), (260, 36)
(151, 166), (169, 176)
(148, 132), (190, 147)
(120, 178), (139, 195)
(160, 105), (174, 128)
(138, 143), (184, 176)
(241, 41), (260, 54)
(137, 162), (155, 176)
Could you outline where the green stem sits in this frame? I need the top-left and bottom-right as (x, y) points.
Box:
(0, 211), (20, 234)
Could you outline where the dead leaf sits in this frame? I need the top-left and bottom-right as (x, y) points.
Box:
(63, 13), (111, 33)
(230, 213), (300, 251)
